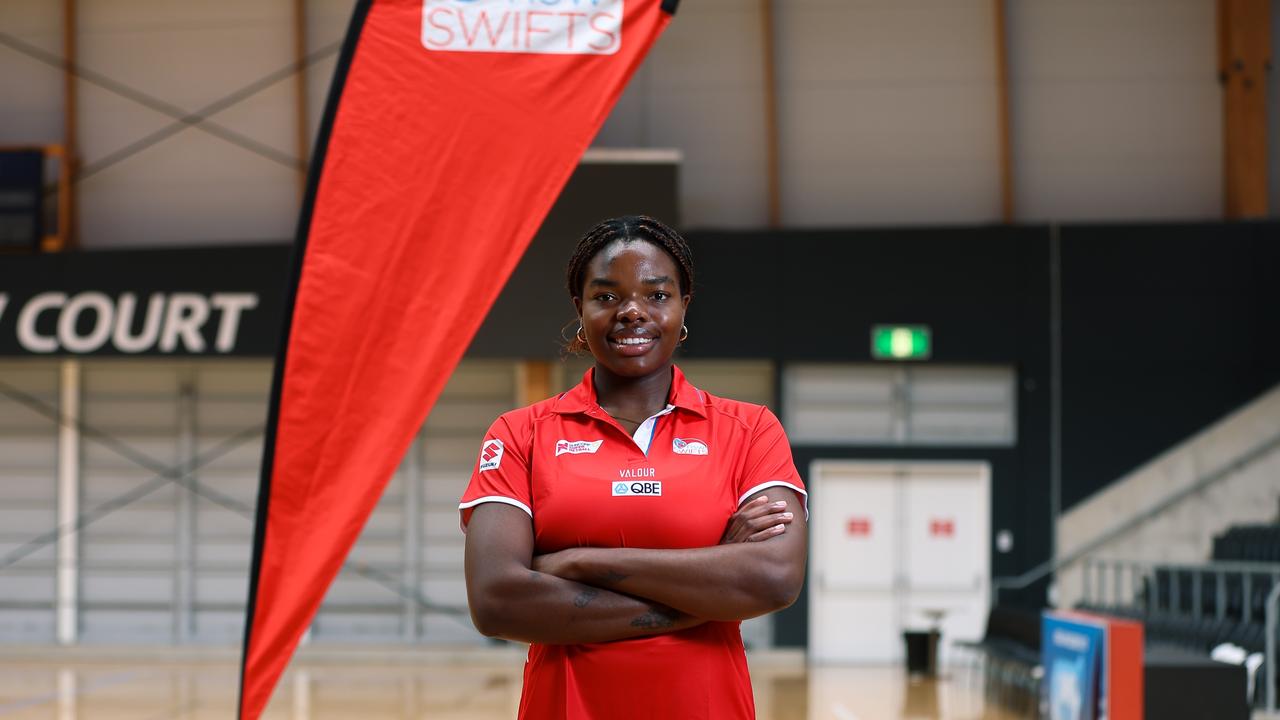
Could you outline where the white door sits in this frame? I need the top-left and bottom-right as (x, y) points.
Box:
(810, 467), (900, 662)
(809, 461), (990, 664)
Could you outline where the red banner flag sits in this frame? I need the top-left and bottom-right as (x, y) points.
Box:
(238, 1), (676, 716)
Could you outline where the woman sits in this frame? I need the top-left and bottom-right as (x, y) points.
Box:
(459, 215), (807, 719)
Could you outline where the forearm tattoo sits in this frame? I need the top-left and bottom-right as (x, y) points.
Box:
(596, 569), (628, 586)
(630, 606), (677, 629)
(573, 587), (600, 608)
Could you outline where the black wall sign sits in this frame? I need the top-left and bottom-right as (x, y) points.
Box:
(0, 245), (292, 356)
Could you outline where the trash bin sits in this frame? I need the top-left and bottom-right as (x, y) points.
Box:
(903, 629), (940, 676)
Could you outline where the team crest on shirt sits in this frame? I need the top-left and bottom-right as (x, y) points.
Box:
(555, 439), (603, 456)
(672, 437), (709, 455)
(478, 439), (504, 472)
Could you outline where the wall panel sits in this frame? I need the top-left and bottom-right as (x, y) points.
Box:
(190, 361), (268, 642)
(0, 2), (64, 146)
(2, 0), (1243, 243)
(1008, 0), (1221, 221)
(775, 0), (1001, 226)
(0, 362), (59, 642)
(304, 0), (358, 153)
(595, 0), (769, 228)
(78, 362), (182, 642)
(76, 0), (300, 247)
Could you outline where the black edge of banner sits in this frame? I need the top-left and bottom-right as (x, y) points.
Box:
(661, 0), (680, 14)
(236, 0), (373, 716)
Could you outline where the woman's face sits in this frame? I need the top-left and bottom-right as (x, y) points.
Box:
(573, 239), (690, 380)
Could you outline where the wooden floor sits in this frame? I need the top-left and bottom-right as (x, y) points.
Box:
(0, 652), (1031, 720)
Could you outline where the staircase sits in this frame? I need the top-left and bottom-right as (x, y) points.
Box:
(1055, 383), (1280, 609)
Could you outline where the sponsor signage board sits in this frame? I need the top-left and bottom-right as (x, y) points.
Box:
(1041, 610), (1143, 720)
(1042, 612), (1103, 720)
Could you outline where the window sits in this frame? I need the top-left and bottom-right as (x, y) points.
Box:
(783, 364), (1016, 446)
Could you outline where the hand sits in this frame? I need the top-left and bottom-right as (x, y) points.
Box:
(720, 495), (794, 544)
(532, 548), (581, 581)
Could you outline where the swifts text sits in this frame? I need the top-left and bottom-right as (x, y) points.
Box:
(422, 0), (623, 55)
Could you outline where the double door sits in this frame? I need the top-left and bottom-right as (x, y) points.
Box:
(809, 461), (990, 664)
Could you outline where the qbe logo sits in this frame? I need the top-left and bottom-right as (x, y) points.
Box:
(478, 439), (504, 472)
(613, 481), (661, 497)
(422, 0), (623, 55)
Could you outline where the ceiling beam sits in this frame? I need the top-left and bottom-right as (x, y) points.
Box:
(293, 0), (310, 200)
(1218, 0), (1271, 218)
(59, 0), (78, 250)
(761, 0), (781, 228)
(993, 0), (1015, 224)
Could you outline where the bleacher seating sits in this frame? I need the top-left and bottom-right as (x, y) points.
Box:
(1148, 567), (1277, 624)
(955, 522), (1277, 714)
(954, 605), (1042, 714)
(1081, 521), (1280, 711)
(1213, 524), (1280, 563)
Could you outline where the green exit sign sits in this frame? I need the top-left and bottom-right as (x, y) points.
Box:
(872, 325), (931, 360)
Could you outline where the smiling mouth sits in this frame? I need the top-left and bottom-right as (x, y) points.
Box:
(608, 335), (658, 356)
(611, 337), (655, 346)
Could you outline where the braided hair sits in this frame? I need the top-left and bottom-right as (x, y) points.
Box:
(564, 215), (694, 354)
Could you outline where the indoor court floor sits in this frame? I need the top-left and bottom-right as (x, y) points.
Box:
(0, 649), (1029, 720)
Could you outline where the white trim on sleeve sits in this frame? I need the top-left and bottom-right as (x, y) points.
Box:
(737, 481), (809, 519)
(458, 495), (533, 532)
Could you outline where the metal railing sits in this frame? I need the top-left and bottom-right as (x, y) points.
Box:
(1081, 559), (1280, 621)
(1081, 558), (1280, 713)
(982, 424), (1280, 712)
(1269, 582), (1280, 712)
(990, 429), (1280, 602)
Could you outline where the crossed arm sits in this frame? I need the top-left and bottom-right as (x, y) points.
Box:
(463, 488), (807, 645)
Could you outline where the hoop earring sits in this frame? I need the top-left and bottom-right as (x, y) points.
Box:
(678, 325), (689, 343)
(576, 325), (588, 344)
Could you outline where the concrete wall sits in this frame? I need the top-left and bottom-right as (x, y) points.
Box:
(1056, 383), (1280, 609)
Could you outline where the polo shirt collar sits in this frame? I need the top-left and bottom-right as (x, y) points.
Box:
(552, 365), (708, 418)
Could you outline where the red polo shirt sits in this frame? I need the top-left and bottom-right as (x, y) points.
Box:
(459, 365), (806, 720)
